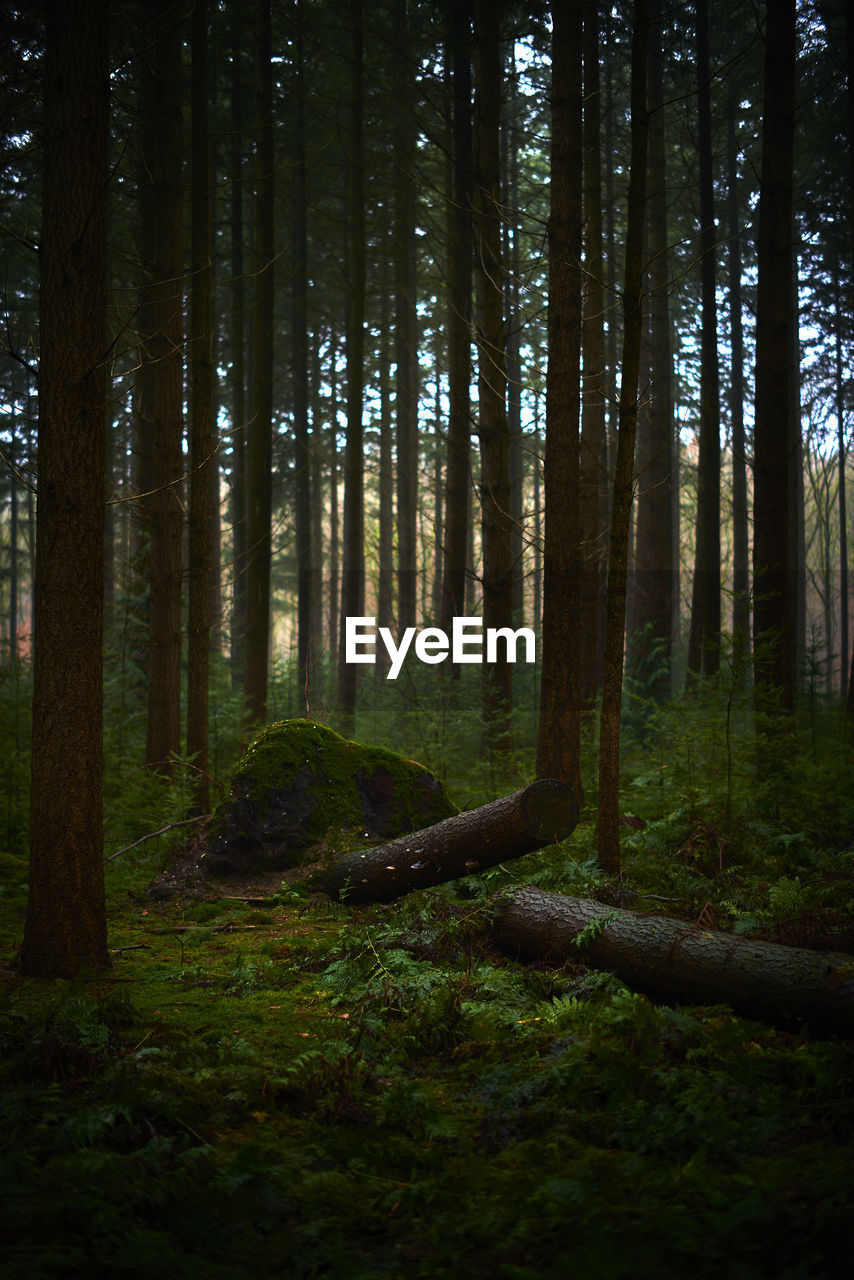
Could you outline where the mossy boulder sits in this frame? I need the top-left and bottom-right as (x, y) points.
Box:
(202, 719), (457, 874)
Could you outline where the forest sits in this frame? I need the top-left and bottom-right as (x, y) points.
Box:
(2, 0), (854, 1275)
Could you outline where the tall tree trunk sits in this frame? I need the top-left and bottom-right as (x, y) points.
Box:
(596, 0), (649, 874)
(337, 0), (366, 733)
(103, 402), (115, 622)
(753, 0), (796, 719)
(309, 343), (325, 689)
(244, 0), (275, 728)
(8, 419), (17, 663)
(727, 92), (750, 669)
(631, 0), (673, 699)
(503, 51), (524, 625)
(579, 0), (606, 703)
(846, 0), (854, 725)
(473, 0), (513, 746)
(835, 278), (849, 702)
(138, 0), (184, 771)
(601, 9), (618, 668)
(439, 0), (473, 640)
(394, 0), (419, 634)
(788, 244), (806, 695)
(229, 21), (248, 690)
(686, 0), (721, 680)
(187, 0), (213, 812)
(328, 330), (340, 674)
(536, 0), (582, 798)
(377, 283), (394, 680)
(293, 1), (314, 692)
(22, 0), (110, 977)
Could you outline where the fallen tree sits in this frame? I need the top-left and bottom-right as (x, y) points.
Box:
(493, 886), (854, 1037)
(325, 780), (579, 904)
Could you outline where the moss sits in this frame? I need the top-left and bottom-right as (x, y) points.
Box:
(204, 718), (457, 873)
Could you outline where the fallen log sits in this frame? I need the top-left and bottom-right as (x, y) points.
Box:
(493, 885), (854, 1036)
(325, 780), (579, 904)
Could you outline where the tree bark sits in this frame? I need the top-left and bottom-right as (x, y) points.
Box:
(596, 0), (649, 874)
(846, 0), (854, 727)
(326, 780), (579, 904)
(493, 885), (854, 1037)
(394, 0), (419, 635)
(328, 331), (341, 672)
(631, 0), (673, 700)
(727, 91), (750, 668)
(337, 0), (367, 734)
(293, 0), (314, 693)
(22, 0), (110, 977)
(579, 0), (606, 702)
(536, 0), (582, 798)
(439, 0), (473, 640)
(187, 0), (213, 812)
(229, 18), (248, 691)
(753, 0), (796, 718)
(8, 419), (18, 662)
(473, 0), (513, 747)
(835, 277), (848, 702)
(503, 50), (524, 626)
(686, 0), (721, 680)
(138, 0), (184, 770)
(377, 281), (394, 679)
(244, 0), (275, 728)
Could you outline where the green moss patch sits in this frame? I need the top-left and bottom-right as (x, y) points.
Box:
(197, 719), (456, 877)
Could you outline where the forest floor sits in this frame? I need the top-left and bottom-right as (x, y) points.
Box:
(3, 762), (854, 1280)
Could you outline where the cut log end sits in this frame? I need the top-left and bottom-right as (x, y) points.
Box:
(522, 779), (580, 844)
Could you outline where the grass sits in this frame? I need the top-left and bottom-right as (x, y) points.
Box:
(3, 666), (854, 1277)
(2, 795), (854, 1279)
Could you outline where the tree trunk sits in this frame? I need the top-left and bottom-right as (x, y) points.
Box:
(229, 19), (248, 691)
(846, 0), (854, 727)
(727, 92), (750, 668)
(493, 885), (854, 1037)
(439, 0), (473, 641)
(631, 0), (673, 700)
(835, 278), (848, 702)
(596, 0), (649, 874)
(377, 283), (394, 680)
(536, 0), (582, 798)
(293, 1), (314, 693)
(473, 0), (513, 747)
(326, 780), (579, 904)
(138, 0), (184, 770)
(394, 0), (419, 634)
(503, 50), (524, 625)
(22, 0), (110, 977)
(309, 338), (325, 676)
(244, 0), (275, 729)
(789, 245), (806, 694)
(337, 0), (367, 734)
(686, 0), (721, 680)
(187, 0), (213, 813)
(328, 332), (340, 673)
(753, 0), (796, 718)
(579, 0), (606, 702)
(8, 419), (17, 663)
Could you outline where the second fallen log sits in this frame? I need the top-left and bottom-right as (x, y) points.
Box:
(325, 779), (579, 903)
(493, 886), (854, 1036)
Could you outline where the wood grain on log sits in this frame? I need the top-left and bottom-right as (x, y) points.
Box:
(494, 885), (854, 1036)
(325, 780), (579, 904)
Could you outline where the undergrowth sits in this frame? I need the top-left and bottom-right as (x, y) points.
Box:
(2, 667), (854, 1276)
